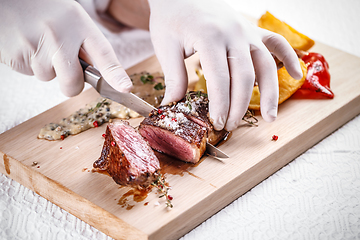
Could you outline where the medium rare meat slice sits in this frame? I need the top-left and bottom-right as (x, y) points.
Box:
(139, 107), (207, 163)
(93, 121), (160, 188)
(174, 91), (228, 145)
(138, 91), (226, 163)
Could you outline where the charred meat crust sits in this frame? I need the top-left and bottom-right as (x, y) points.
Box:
(94, 121), (160, 188)
(175, 91), (228, 145)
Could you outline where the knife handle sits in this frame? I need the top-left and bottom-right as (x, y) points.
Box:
(79, 59), (101, 90)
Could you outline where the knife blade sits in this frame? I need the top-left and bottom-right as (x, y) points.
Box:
(80, 59), (229, 159)
(206, 142), (229, 159)
(80, 59), (155, 117)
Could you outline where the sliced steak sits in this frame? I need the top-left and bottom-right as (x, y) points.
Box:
(173, 91), (228, 145)
(93, 121), (160, 188)
(139, 106), (207, 163)
(139, 91), (227, 163)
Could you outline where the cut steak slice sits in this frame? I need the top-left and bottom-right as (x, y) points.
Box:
(93, 121), (160, 188)
(139, 91), (227, 163)
(139, 107), (207, 163)
(174, 91), (228, 145)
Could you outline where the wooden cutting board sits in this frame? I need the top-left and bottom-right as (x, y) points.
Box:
(1, 42), (360, 240)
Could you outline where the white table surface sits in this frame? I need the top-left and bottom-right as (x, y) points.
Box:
(1, 1), (360, 239)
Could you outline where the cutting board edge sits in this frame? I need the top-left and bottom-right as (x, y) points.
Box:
(0, 153), (148, 240)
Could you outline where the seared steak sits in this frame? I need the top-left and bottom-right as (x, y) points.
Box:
(93, 121), (160, 188)
(139, 106), (207, 163)
(173, 91), (228, 145)
(139, 92), (227, 163)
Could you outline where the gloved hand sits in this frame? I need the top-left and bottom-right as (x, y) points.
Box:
(0, 0), (132, 97)
(148, 0), (303, 131)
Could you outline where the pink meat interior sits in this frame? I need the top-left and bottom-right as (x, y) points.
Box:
(110, 122), (159, 175)
(139, 125), (198, 163)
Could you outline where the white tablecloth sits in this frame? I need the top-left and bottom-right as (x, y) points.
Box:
(1, 1), (360, 239)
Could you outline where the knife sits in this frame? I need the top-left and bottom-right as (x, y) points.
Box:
(80, 59), (229, 159)
(80, 59), (155, 117)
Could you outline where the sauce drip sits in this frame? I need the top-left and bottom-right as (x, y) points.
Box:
(90, 152), (205, 210)
(91, 168), (111, 177)
(155, 151), (204, 177)
(117, 188), (150, 210)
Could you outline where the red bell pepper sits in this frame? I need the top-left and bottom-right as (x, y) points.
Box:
(293, 52), (334, 99)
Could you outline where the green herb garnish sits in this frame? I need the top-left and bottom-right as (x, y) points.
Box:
(185, 92), (193, 111)
(151, 174), (173, 208)
(95, 102), (102, 109)
(88, 99), (109, 114)
(154, 82), (164, 90)
(242, 109), (258, 126)
(140, 74), (154, 84)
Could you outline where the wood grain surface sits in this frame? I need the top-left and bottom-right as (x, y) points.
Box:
(1, 42), (360, 240)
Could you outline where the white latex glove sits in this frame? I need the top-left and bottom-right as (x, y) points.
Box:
(148, 0), (303, 131)
(0, 0), (132, 97)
